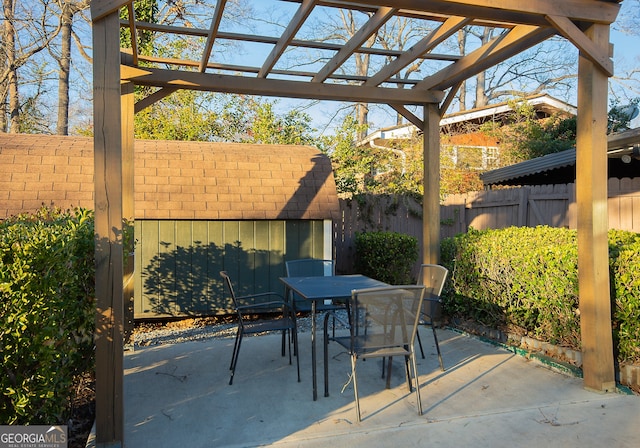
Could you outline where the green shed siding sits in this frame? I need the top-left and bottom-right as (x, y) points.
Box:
(134, 219), (328, 317)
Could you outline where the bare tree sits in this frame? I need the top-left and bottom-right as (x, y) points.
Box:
(456, 26), (577, 110)
(456, 28), (467, 111)
(0, 0), (61, 132)
(51, 0), (89, 135)
(3, 0), (19, 132)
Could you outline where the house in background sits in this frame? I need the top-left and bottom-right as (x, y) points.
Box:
(358, 93), (577, 172)
(481, 127), (640, 187)
(0, 134), (339, 318)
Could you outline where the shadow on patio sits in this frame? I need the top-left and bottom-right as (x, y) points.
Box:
(122, 328), (639, 448)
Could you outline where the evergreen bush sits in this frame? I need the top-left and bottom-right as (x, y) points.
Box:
(354, 231), (418, 284)
(1, 207), (95, 424)
(440, 226), (640, 364)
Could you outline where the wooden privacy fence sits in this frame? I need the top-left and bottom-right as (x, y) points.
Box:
(334, 178), (640, 274)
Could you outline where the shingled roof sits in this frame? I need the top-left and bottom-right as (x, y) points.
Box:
(0, 134), (339, 220)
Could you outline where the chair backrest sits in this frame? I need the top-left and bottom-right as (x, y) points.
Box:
(285, 259), (335, 277)
(416, 264), (449, 322)
(220, 271), (242, 317)
(349, 285), (426, 352)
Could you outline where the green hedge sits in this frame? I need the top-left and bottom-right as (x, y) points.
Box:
(440, 226), (640, 364)
(1, 207), (95, 424)
(354, 231), (418, 284)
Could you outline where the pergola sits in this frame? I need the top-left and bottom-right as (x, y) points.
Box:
(90, 1), (622, 446)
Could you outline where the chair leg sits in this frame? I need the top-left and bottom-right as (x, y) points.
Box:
(410, 352), (423, 416)
(404, 355), (412, 391)
(293, 326), (300, 382)
(351, 354), (361, 422)
(281, 329), (287, 357)
(432, 326), (444, 371)
(416, 328), (425, 359)
(229, 330), (244, 385)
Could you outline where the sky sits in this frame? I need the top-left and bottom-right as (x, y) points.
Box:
(278, 1), (640, 135)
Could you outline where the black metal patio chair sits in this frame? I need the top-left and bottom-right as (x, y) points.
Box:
(415, 264), (449, 371)
(220, 271), (300, 385)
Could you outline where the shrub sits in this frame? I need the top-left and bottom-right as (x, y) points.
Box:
(441, 226), (640, 363)
(354, 231), (418, 284)
(440, 226), (640, 364)
(1, 207), (95, 424)
(609, 230), (640, 364)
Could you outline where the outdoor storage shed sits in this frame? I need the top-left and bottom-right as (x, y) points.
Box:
(0, 133), (339, 318)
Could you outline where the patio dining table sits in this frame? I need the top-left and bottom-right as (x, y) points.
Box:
(279, 274), (388, 400)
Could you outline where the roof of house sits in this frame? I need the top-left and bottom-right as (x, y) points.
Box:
(357, 94), (577, 147)
(480, 128), (640, 186)
(0, 134), (339, 220)
(439, 93), (577, 128)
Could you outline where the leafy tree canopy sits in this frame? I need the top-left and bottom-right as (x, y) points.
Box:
(480, 99), (577, 164)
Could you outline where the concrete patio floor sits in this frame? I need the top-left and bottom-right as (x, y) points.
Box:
(122, 327), (639, 447)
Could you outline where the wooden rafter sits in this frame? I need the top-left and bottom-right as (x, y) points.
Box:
(312, 6), (397, 83)
(416, 24), (556, 91)
(120, 21), (462, 64)
(199, 0), (227, 72)
(365, 15), (472, 87)
(126, 3), (138, 66)
(259, 0), (316, 78)
(128, 52), (423, 85)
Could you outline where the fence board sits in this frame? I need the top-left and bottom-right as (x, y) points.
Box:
(335, 179), (640, 275)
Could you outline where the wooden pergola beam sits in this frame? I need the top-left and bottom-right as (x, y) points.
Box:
(120, 65), (444, 104)
(354, 0), (620, 25)
(122, 20), (461, 61)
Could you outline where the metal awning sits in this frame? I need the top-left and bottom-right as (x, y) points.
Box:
(482, 127), (640, 186)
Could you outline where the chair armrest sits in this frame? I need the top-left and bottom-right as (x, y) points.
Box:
(236, 301), (292, 311)
(235, 291), (286, 302)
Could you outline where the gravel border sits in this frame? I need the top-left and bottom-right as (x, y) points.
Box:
(130, 311), (350, 348)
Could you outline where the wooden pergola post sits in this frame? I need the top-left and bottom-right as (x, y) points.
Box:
(122, 61), (136, 343)
(422, 103), (441, 264)
(93, 9), (126, 447)
(576, 22), (616, 392)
